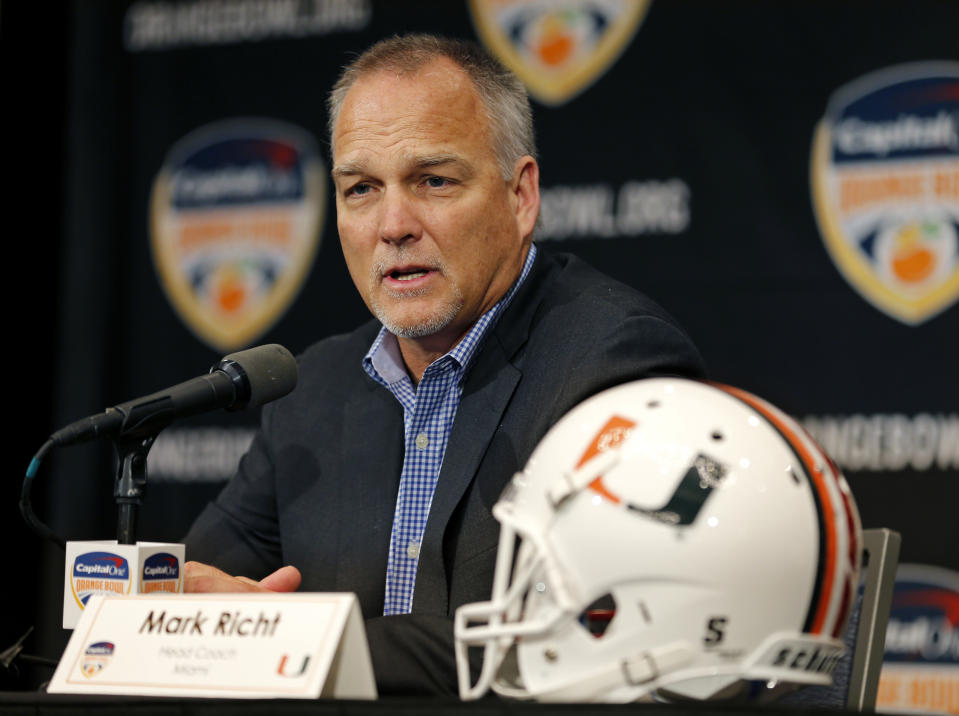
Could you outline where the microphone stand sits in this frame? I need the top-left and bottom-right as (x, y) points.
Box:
(106, 392), (176, 545)
(112, 435), (156, 545)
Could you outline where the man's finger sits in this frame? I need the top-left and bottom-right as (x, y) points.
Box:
(184, 560), (266, 593)
(183, 560), (231, 580)
(259, 565), (302, 592)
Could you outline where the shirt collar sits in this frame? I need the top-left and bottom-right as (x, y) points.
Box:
(363, 243), (538, 385)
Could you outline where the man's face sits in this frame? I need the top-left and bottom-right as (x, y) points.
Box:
(331, 57), (537, 350)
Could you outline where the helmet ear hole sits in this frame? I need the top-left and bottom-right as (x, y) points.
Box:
(581, 593), (617, 637)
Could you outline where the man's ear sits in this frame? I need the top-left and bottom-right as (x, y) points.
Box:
(511, 156), (540, 240)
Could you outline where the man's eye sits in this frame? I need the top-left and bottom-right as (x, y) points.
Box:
(425, 176), (450, 189)
(346, 183), (371, 197)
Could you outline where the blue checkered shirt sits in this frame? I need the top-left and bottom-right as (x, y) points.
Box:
(362, 244), (537, 615)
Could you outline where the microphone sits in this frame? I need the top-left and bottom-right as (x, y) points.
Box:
(50, 344), (298, 446)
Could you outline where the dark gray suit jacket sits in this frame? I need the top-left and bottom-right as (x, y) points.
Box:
(185, 248), (706, 693)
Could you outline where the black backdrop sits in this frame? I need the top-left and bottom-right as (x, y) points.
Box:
(3, 0), (957, 698)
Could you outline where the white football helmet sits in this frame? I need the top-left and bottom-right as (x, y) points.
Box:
(455, 378), (861, 703)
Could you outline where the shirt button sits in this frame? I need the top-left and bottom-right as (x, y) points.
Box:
(407, 541), (420, 559)
(415, 432), (429, 450)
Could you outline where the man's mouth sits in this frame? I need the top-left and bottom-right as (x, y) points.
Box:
(390, 269), (430, 281)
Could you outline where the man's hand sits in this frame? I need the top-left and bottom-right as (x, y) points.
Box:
(184, 561), (302, 593)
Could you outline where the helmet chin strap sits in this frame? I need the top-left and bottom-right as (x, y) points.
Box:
(495, 640), (697, 703)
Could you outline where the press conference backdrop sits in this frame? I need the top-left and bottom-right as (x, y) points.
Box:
(21, 1), (958, 711)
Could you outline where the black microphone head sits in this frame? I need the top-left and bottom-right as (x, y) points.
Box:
(218, 344), (298, 409)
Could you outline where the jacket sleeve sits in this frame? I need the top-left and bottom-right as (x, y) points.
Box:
(182, 405), (284, 579)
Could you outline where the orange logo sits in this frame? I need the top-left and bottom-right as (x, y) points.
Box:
(469, 0), (651, 106)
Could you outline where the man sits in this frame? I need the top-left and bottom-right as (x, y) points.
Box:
(184, 34), (705, 694)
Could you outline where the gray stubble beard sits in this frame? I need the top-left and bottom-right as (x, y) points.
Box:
(368, 256), (464, 339)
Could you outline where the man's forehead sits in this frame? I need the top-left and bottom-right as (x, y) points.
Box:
(331, 58), (493, 172)
(332, 58), (485, 139)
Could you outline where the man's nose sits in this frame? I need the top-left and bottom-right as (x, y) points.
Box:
(378, 189), (420, 244)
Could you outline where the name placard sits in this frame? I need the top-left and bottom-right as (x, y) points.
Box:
(48, 592), (377, 699)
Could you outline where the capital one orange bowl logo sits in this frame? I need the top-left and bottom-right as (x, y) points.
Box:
(71, 552), (131, 610)
(81, 641), (114, 678)
(811, 63), (959, 325)
(469, 0), (651, 106)
(151, 119), (325, 351)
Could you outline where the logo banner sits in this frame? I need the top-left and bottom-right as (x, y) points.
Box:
(151, 118), (325, 350)
(811, 63), (959, 325)
(470, 0), (651, 105)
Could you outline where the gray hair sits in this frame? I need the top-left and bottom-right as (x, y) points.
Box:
(327, 34), (536, 179)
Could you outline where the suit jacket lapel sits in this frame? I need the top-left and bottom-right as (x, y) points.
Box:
(412, 249), (555, 614)
(335, 374), (404, 615)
